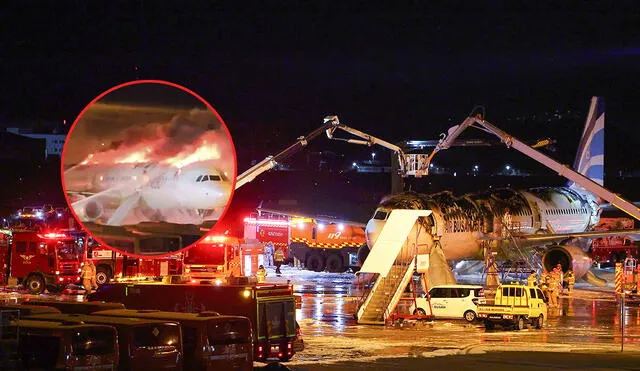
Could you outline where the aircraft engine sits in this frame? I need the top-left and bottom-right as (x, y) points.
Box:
(83, 200), (104, 221)
(541, 244), (592, 279)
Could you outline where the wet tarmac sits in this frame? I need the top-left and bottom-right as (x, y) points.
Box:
(264, 266), (640, 368)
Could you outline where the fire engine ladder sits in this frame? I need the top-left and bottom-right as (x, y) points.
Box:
(356, 210), (432, 325)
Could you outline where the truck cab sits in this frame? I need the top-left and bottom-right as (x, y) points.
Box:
(2, 230), (82, 293)
(477, 283), (547, 330)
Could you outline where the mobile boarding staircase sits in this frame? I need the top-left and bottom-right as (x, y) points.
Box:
(356, 210), (432, 325)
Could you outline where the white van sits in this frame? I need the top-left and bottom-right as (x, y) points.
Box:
(410, 284), (484, 322)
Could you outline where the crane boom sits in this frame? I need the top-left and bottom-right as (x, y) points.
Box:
(424, 115), (640, 221)
(235, 116), (407, 189)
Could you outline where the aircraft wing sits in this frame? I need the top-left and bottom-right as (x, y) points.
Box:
(514, 229), (640, 244)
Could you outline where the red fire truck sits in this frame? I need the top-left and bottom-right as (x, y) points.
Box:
(86, 242), (184, 285)
(0, 229), (82, 293)
(89, 280), (300, 362)
(183, 235), (264, 280)
(591, 217), (637, 265)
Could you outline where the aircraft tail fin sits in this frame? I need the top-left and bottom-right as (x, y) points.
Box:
(570, 96), (605, 188)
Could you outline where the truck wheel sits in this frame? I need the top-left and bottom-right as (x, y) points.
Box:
(306, 254), (326, 272)
(463, 310), (477, 322)
(325, 254), (345, 273)
(515, 316), (525, 331)
(535, 314), (544, 329)
(25, 275), (44, 294)
(95, 266), (112, 286)
(484, 320), (495, 330)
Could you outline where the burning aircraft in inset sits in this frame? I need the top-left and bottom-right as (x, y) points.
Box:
(63, 115), (234, 227)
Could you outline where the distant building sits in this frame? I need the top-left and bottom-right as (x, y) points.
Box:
(6, 128), (66, 159)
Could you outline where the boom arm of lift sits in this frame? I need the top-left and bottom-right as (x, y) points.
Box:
(235, 116), (407, 189)
(423, 115), (640, 221)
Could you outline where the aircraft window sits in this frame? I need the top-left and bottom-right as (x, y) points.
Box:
(208, 175), (222, 181)
(373, 211), (388, 220)
(196, 175), (203, 182)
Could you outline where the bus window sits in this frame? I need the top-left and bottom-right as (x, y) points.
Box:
(258, 303), (267, 339)
(182, 326), (198, 360)
(208, 317), (251, 345)
(20, 334), (60, 369)
(284, 300), (296, 337)
(132, 324), (181, 351)
(72, 328), (116, 356)
(266, 302), (284, 339)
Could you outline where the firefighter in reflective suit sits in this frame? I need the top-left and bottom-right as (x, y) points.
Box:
(256, 265), (267, 283)
(81, 260), (95, 295)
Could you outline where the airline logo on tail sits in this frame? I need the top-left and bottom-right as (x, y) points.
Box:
(571, 96), (605, 187)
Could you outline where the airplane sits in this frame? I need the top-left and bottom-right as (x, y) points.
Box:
(362, 97), (640, 287)
(63, 160), (233, 226)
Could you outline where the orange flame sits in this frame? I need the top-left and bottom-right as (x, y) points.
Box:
(78, 131), (225, 169)
(162, 141), (221, 168)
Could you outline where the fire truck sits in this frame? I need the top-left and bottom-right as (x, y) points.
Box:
(86, 241), (184, 285)
(89, 280), (300, 362)
(183, 234), (264, 280)
(590, 217), (637, 265)
(244, 212), (366, 273)
(0, 229), (82, 293)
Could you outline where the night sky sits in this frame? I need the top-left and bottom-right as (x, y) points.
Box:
(2, 2), (640, 168)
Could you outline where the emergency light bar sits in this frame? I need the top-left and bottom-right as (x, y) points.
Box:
(243, 217), (291, 227)
(38, 232), (68, 239)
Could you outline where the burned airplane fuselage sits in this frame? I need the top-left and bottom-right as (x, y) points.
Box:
(364, 187), (600, 279)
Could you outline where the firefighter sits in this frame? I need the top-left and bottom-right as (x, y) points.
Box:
(547, 270), (559, 307)
(527, 271), (537, 286)
(274, 247), (285, 276)
(264, 242), (274, 267)
(555, 264), (564, 294)
(257, 265), (267, 283)
(540, 273), (550, 304)
(90, 260), (97, 289)
(566, 269), (576, 294)
(80, 261), (95, 295)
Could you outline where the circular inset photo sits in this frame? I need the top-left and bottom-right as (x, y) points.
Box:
(62, 80), (236, 257)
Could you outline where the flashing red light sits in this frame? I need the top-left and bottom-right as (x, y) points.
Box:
(38, 232), (67, 239)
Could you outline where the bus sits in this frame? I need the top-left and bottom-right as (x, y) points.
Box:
(94, 309), (253, 371)
(26, 313), (183, 371)
(90, 281), (299, 362)
(10, 319), (118, 370)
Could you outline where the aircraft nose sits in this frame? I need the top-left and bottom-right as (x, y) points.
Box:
(365, 218), (385, 250)
(203, 182), (232, 207)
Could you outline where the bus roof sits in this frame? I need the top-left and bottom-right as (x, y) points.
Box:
(26, 313), (180, 327)
(0, 304), (62, 316)
(23, 300), (125, 313)
(14, 319), (115, 331)
(93, 309), (249, 323)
